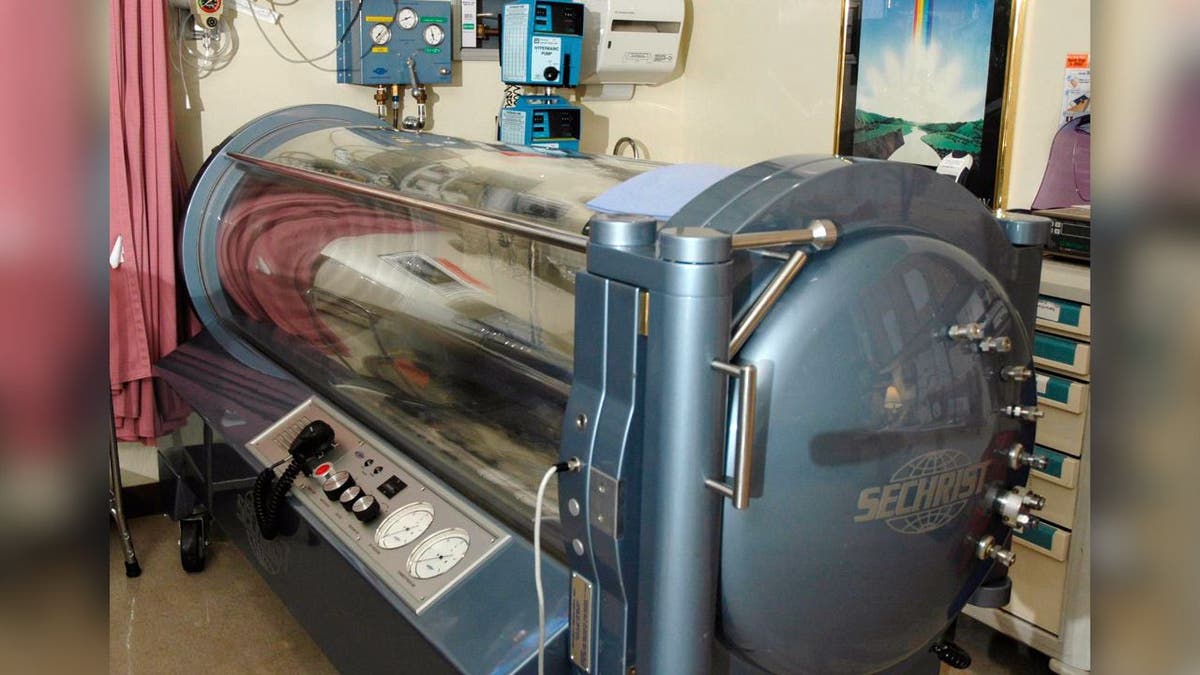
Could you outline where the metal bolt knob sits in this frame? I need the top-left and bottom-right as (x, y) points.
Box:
(1021, 492), (1047, 511)
(990, 546), (1017, 567)
(1023, 453), (1049, 471)
(948, 323), (985, 341)
(1004, 405), (1045, 421)
(1013, 513), (1040, 531)
(979, 336), (1013, 353)
(976, 535), (1017, 567)
(1001, 365), (1033, 381)
(990, 485), (1043, 531)
(999, 443), (1050, 471)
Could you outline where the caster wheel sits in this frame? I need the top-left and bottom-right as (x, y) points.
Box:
(180, 518), (207, 573)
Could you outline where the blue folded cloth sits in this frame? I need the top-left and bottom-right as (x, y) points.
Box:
(587, 163), (736, 220)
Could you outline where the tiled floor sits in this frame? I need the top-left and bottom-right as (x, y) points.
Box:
(109, 514), (336, 675)
(111, 514), (1051, 674)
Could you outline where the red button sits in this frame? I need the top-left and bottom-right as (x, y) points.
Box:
(314, 462), (333, 477)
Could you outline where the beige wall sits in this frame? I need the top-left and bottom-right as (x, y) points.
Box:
(173, 0), (1085, 206)
(172, 1), (842, 176)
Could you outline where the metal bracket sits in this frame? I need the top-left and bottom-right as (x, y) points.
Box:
(589, 468), (620, 538)
(706, 361), (757, 510)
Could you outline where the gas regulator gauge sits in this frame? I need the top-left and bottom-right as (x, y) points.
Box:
(373, 501), (434, 550)
(370, 23), (392, 46)
(423, 23), (445, 46)
(396, 8), (419, 29)
(407, 528), (470, 579)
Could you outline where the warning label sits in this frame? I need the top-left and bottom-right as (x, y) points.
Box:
(499, 108), (528, 146)
(502, 4), (530, 82)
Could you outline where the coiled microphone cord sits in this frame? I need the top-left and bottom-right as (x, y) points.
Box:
(254, 458), (302, 541)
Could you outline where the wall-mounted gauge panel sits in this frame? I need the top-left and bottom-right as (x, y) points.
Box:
(336, 0), (453, 86)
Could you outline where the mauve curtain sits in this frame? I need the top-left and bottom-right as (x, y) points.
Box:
(110, 0), (191, 443)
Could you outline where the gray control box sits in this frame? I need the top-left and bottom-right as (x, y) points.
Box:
(246, 397), (510, 613)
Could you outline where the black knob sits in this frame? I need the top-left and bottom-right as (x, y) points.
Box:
(352, 495), (380, 523)
(543, 66), (559, 82)
(322, 471), (354, 501)
(339, 485), (364, 511)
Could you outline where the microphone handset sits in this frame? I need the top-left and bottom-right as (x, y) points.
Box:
(253, 420), (336, 540)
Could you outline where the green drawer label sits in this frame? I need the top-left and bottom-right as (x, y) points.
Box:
(1033, 445), (1066, 479)
(1035, 332), (1079, 365)
(1015, 520), (1056, 551)
(1036, 373), (1072, 404)
(1037, 296), (1083, 327)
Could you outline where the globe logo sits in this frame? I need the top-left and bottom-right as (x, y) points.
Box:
(887, 450), (972, 534)
(854, 449), (990, 535)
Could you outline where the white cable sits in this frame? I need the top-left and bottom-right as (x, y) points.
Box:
(247, 0), (352, 72)
(533, 464), (559, 675)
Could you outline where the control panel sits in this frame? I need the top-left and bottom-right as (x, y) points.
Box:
(246, 397), (509, 613)
(337, 0), (454, 86)
(500, 0), (584, 87)
(499, 94), (582, 150)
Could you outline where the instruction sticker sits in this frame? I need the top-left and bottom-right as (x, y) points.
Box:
(502, 3), (529, 82)
(531, 36), (562, 83)
(499, 108), (528, 146)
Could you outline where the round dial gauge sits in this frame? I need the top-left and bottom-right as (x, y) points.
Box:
(407, 528), (470, 579)
(423, 23), (445, 46)
(370, 23), (392, 45)
(396, 8), (419, 29)
(373, 502), (434, 550)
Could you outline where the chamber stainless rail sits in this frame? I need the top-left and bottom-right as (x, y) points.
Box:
(729, 219), (838, 251)
(707, 361), (758, 510)
(226, 152), (592, 253)
(730, 250), (809, 357)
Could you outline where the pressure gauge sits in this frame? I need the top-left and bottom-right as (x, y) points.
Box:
(396, 8), (419, 29)
(370, 23), (392, 46)
(423, 23), (445, 46)
(373, 502), (434, 550)
(407, 528), (470, 579)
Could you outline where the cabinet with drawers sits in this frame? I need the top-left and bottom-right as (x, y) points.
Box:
(965, 259), (1091, 675)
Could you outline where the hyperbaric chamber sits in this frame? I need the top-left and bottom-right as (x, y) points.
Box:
(182, 104), (1045, 674)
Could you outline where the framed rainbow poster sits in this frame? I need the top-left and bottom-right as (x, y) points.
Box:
(835, 0), (1025, 207)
